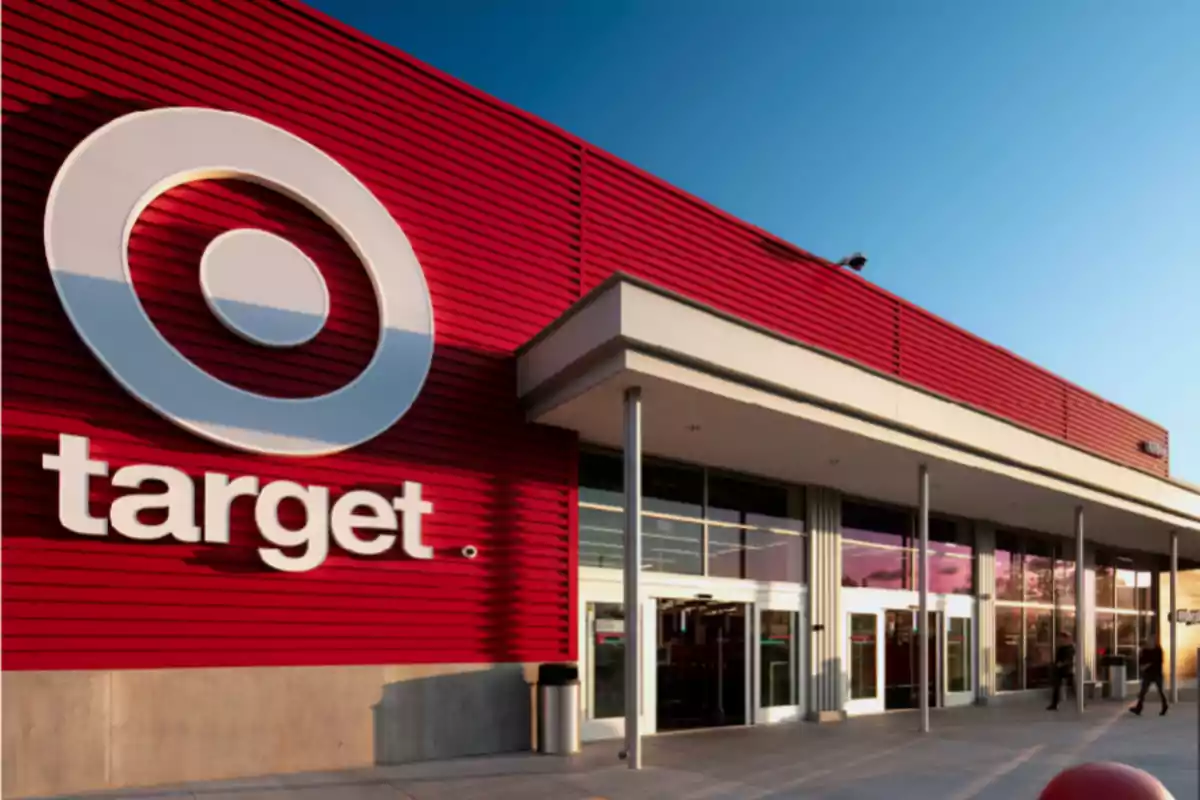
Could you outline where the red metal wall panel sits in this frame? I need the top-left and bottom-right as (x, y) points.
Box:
(0, 0), (1169, 672)
(1, 0), (580, 671)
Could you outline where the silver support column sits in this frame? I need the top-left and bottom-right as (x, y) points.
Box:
(1074, 506), (1085, 714)
(623, 387), (643, 770)
(1170, 530), (1179, 704)
(918, 464), (930, 733)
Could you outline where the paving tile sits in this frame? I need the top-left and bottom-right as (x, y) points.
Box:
(48, 702), (1199, 800)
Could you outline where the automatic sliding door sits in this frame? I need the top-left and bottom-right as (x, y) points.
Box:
(884, 609), (942, 710)
(657, 599), (747, 731)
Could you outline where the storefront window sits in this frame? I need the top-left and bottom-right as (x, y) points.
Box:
(995, 534), (1023, 602)
(1095, 559), (1116, 609)
(577, 450), (807, 582)
(1097, 551), (1157, 671)
(1096, 613), (1116, 662)
(760, 610), (798, 708)
(1023, 542), (1055, 605)
(642, 516), (703, 574)
(579, 450), (624, 508)
(842, 540), (909, 589)
(842, 502), (910, 548)
(1053, 550), (1075, 608)
(842, 501), (912, 589)
(995, 607), (1022, 691)
(1056, 609), (1076, 649)
(1140, 612), (1156, 642)
(709, 527), (806, 582)
(929, 518), (973, 595)
(1025, 608), (1053, 690)
(849, 613), (878, 699)
(1117, 614), (1138, 664)
(708, 474), (805, 582)
(642, 460), (704, 518)
(1135, 572), (1154, 616)
(1116, 568), (1138, 610)
(579, 505), (624, 569)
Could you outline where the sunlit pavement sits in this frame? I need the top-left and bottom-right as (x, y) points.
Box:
(65, 702), (1198, 800)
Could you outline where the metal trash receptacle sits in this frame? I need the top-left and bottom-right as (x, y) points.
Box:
(537, 663), (580, 755)
(1108, 662), (1127, 700)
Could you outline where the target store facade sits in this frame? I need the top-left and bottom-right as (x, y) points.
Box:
(4, 1), (1200, 797)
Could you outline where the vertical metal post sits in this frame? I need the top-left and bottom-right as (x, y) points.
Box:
(1074, 506), (1085, 714)
(700, 466), (710, 577)
(918, 464), (930, 733)
(1170, 530), (1178, 704)
(622, 387), (643, 770)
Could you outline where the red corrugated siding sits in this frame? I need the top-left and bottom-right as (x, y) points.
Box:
(577, 149), (1167, 474)
(1, 0), (579, 671)
(0, 0), (1169, 672)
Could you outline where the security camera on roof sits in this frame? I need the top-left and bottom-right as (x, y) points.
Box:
(837, 252), (868, 271)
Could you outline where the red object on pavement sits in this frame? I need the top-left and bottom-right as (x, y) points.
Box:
(1039, 762), (1174, 800)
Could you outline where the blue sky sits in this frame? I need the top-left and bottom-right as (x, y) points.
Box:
(310, 0), (1200, 482)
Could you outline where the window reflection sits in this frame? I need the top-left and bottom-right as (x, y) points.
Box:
(1117, 614), (1138, 664)
(930, 518), (973, 595)
(842, 502), (909, 548)
(842, 501), (912, 589)
(579, 506), (624, 569)
(579, 450), (624, 508)
(579, 507), (704, 574)
(1135, 572), (1154, 615)
(1096, 613), (1116, 663)
(947, 617), (971, 693)
(1057, 610), (1076, 649)
(995, 538), (1022, 602)
(577, 450), (807, 583)
(710, 527), (806, 582)
(841, 505), (973, 593)
(588, 602), (625, 719)
(642, 516), (703, 575)
(1023, 542), (1055, 604)
(1053, 551), (1075, 607)
(842, 540), (910, 589)
(1095, 559), (1116, 609)
(708, 474), (805, 582)
(849, 613), (878, 699)
(760, 610), (798, 708)
(642, 460), (704, 518)
(995, 607), (1022, 691)
(996, 537), (1158, 694)
(1116, 569), (1137, 609)
(1025, 608), (1053, 690)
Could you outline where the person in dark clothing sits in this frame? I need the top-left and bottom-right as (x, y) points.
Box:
(1130, 637), (1168, 716)
(1047, 631), (1076, 710)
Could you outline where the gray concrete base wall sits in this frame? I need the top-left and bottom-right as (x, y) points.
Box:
(2, 662), (538, 799)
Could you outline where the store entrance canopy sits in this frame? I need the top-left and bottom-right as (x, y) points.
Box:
(516, 275), (1200, 559)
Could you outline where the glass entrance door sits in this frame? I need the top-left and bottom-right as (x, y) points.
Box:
(656, 599), (748, 731)
(755, 607), (802, 724)
(580, 592), (657, 742)
(884, 609), (942, 710)
(945, 615), (974, 705)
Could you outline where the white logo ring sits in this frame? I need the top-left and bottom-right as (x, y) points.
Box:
(43, 107), (435, 456)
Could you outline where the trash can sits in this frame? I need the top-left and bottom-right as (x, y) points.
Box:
(1106, 659), (1127, 700)
(536, 663), (580, 755)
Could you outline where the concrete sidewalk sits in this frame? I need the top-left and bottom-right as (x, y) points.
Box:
(59, 702), (1198, 800)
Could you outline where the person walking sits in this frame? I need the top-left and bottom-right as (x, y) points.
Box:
(1130, 636), (1168, 716)
(1047, 631), (1075, 711)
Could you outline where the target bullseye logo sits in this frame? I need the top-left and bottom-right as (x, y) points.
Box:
(43, 107), (435, 456)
